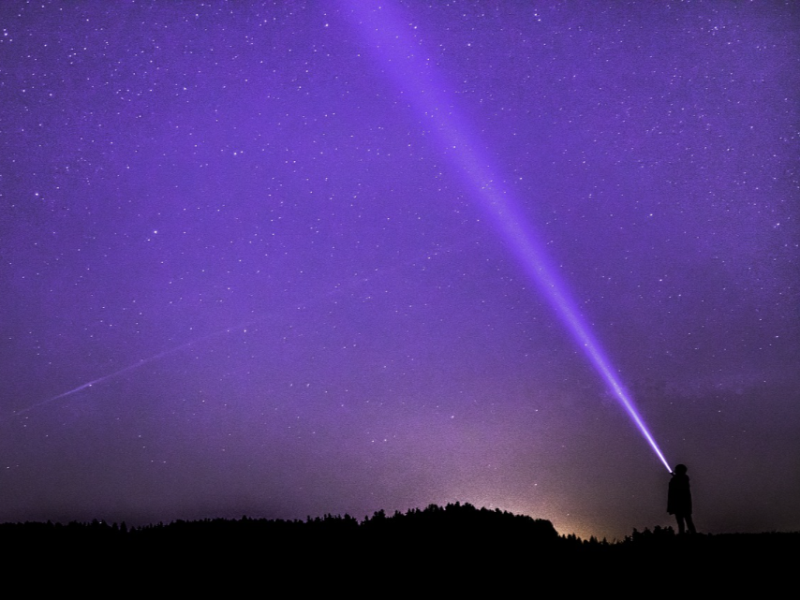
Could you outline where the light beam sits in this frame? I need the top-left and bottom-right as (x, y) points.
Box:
(344, 0), (672, 472)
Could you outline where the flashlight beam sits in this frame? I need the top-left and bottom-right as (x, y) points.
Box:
(345, 0), (672, 472)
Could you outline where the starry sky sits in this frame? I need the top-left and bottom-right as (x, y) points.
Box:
(1, 0), (798, 541)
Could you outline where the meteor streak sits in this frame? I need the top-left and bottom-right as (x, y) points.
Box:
(344, 1), (672, 472)
(12, 242), (462, 419)
(12, 333), (223, 417)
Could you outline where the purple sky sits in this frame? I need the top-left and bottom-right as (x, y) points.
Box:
(1, 0), (798, 540)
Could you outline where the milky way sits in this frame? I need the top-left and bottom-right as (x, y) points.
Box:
(1, 1), (798, 539)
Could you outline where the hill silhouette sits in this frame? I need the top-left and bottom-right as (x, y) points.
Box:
(2, 502), (795, 592)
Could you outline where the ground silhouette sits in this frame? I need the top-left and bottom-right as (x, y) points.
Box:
(1, 502), (795, 592)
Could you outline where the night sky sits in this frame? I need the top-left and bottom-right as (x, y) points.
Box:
(2, 0), (798, 541)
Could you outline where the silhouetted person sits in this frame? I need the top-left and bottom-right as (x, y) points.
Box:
(668, 463), (696, 534)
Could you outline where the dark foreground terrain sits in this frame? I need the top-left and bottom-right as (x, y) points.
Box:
(3, 503), (795, 592)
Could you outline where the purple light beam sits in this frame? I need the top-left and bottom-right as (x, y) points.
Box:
(344, 1), (672, 472)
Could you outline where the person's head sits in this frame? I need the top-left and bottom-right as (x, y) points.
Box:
(674, 464), (688, 475)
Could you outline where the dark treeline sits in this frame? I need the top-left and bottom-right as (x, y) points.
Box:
(3, 503), (796, 592)
(2, 502), (558, 549)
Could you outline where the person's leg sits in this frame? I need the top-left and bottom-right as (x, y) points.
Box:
(685, 514), (696, 534)
(675, 514), (686, 534)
